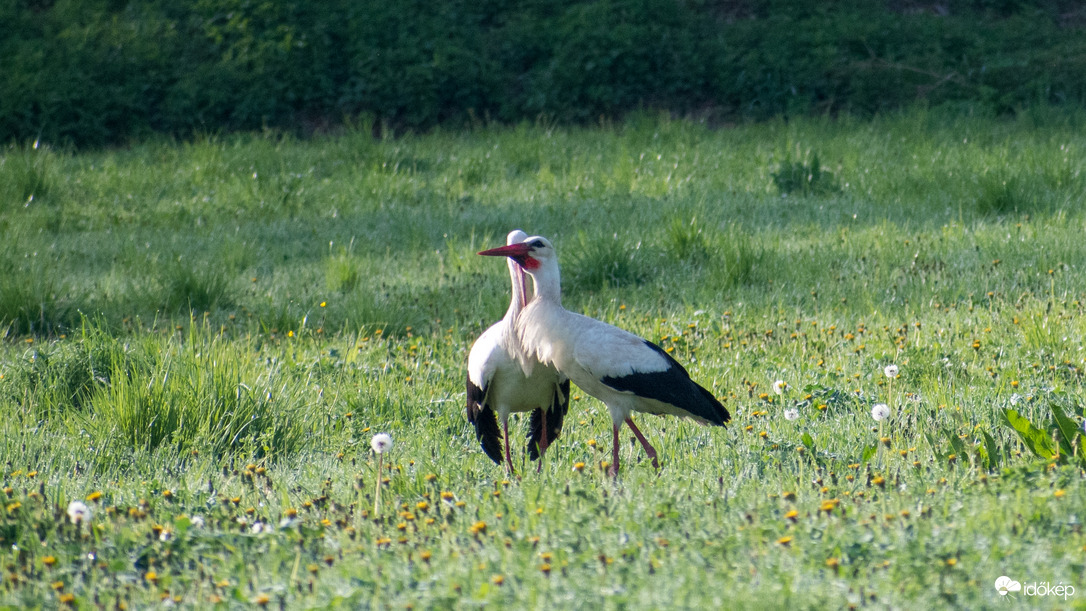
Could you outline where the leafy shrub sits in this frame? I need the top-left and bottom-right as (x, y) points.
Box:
(0, 142), (53, 208)
(0, 257), (79, 337)
(81, 329), (314, 456)
(772, 152), (840, 197)
(3, 1), (1086, 147)
(565, 231), (648, 292)
(974, 172), (1039, 216)
(664, 216), (709, 262)
(711, 230), (765, 289)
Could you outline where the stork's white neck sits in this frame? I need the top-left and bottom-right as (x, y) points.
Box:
(505, 258), (527, 320)
(526, 258), (562, 307)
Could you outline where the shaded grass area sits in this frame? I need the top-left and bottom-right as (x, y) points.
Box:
(1, 110), (1085, 607)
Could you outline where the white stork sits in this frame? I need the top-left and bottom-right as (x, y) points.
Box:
(478, 235), (730, 476)
(467, 230), (570, 474)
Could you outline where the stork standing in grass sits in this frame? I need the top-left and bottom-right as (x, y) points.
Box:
(467, 230), (570, 474)
(479, 235), (729, 476)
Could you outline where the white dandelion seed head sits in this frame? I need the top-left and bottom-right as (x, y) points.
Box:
(158, 529), (172, 542)
(871, 403), (891, 422)
(1009, 393), (1022, 406)
(67, 501), (91, 525)
(190, 515), (205, 528)
(773, 380), (787, 395)
(371, 433), (393, 454)
(784, 408), (799, 421)
(884, 364), (899, 378)
(251, 522), (266, 535)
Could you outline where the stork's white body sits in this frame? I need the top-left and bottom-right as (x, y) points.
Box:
(517, 305), (703, 426)
(467, 317), (565, 422)
(467, 231), (568, 473)
(481, 235), (729, 475)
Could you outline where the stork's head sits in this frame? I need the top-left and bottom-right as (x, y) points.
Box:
(478, 235), (554, 272)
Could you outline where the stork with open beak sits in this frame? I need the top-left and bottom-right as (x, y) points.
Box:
(467, 230), (570, 474)
(478, 235), (729, 476)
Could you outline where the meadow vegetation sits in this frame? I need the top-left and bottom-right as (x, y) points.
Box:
(1, 110), (1085, 607)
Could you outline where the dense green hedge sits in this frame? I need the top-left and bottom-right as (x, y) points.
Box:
(3, 0), (1085, 146)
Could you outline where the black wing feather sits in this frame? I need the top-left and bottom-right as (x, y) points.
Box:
(466, 378), (503, 464)
(600, 340), (730, 425)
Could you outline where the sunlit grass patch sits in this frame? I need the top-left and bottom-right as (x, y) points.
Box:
(1, 111), (1086, 607)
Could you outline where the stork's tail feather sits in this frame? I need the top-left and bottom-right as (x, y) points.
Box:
(467, 379), (504, 465)
(696, 383), (730, 426)
(471, 405), (504, 465)
(528, 379), (571, 461)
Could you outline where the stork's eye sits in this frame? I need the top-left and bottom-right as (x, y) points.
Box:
(530, 240), (545, 249)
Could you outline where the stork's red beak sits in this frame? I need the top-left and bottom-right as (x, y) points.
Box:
(478, 242), (532, 261)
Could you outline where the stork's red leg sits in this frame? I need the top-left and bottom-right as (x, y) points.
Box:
(503, 419), (515, 475)
(625, 417), (659, 471)
(536, 409), (548, 473)
(610, 424), (621, 476)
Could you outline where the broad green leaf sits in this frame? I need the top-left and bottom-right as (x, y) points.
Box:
(1049, 402), (1081, 454)
(801, 432), (815, 449)
(860, 444), (877, 464)
(924, 432), (946, 462)
(1001, 408), (1056, 460)
(981, 430), (1001, 470)
(942, 428), (968, 459)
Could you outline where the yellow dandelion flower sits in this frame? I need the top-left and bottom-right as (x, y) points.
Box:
(785, 510), (799, 522)
(491, 575), (504, 586)
(777, 536), (793, 546)
(86, 491), (103, 502)
(43, 556), (57, 566)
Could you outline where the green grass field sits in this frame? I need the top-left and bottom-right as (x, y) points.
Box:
(2, 109), (1085, 609)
